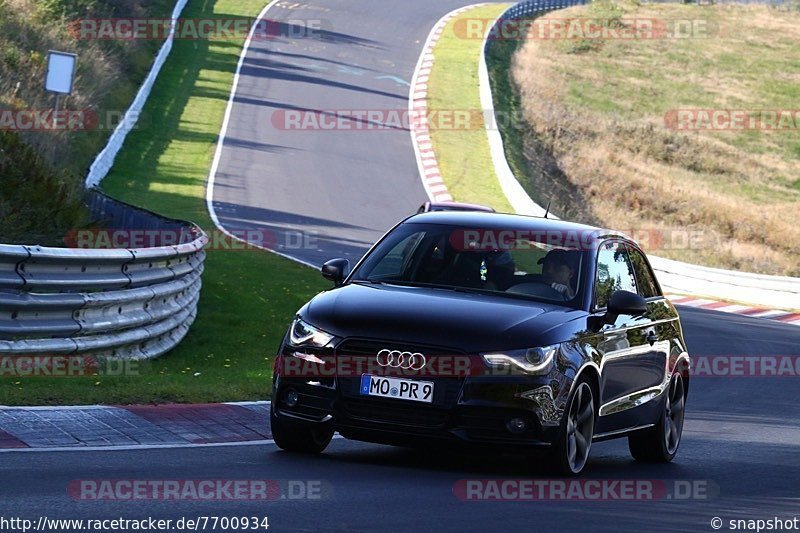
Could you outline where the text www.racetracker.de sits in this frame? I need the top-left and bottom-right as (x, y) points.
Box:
(0, 516), (271, 531)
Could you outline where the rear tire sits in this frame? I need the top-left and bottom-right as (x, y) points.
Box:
(628, 372), (686, 463)
(552, 377), (596, 475)
(270, 404), (333, 454)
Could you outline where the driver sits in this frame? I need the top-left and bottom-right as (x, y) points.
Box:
(539, 249), (578, 299)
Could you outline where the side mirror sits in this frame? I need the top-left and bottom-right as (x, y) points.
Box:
(321, 258), (349, 286)
(606, 290), (647, 323)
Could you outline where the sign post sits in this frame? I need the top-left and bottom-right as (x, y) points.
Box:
(44, 50), (77, 129)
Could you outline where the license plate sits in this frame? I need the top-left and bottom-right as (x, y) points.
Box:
(360, 375), (434, 403)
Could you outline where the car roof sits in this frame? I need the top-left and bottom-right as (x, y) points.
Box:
(406, 211), (627, 242)
(419, 201), (495, 213)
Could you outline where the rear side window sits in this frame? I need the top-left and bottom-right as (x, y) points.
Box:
(626, 245), (661, 298)
(594, 241), (637, 309)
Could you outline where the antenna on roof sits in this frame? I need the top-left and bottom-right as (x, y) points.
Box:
(544, 200), (551, 219)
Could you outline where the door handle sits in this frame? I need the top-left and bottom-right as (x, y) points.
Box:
(646, 330), (658, 346)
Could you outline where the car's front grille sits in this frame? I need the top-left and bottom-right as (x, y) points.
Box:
(335, 339), (465, 425)
(340, 398), (450, 428)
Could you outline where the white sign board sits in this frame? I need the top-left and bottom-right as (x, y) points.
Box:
(45, 51), (77, 94)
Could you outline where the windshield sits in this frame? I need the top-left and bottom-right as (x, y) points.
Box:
(351, 222), (587, 308)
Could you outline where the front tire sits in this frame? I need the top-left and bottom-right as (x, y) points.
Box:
(553, 378), (596, 475)
(270, 404), (334, 454)
(628, 372), (686, 462)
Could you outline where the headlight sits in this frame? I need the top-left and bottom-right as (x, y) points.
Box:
(481, 345), (558, 374)
(288, 316), (335, 348)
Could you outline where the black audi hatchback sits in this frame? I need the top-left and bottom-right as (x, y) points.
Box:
(270, 212), (690, 474)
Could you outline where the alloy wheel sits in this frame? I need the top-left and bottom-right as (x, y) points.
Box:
(565, 382), (595, 473)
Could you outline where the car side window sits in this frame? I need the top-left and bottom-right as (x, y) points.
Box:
(626, 245), (661, 298)
(594, 241), (637, 309)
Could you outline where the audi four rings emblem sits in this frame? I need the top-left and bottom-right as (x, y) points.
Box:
(376, 349), (427, 370)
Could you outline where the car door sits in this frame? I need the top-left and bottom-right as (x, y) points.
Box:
(625, 243), (674, 385)
(593, 240), (664, 422)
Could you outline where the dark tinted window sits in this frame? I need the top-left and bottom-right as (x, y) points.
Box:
(626, 245), (661, 298)
(594, 240), (637, 309)
(352, 223), (587, 308)
(368, 232), (423, 278)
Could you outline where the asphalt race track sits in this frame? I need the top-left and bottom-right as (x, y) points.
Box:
(3, 307), (799, 531)
(200, 0), (800, 527)
(210, 0), (511, 266)
(4, 1), (797, 531)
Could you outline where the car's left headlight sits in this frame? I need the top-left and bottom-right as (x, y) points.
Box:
(481, 345), (558, 374)
(288, 316), (335, 348)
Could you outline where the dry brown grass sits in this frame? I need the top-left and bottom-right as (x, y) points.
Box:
(512, 1), (800, 275)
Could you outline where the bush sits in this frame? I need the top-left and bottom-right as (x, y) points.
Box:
(589, 0), (626, 27)
(2, 45), (20, 68)
(0, 130), (88, 245)
(35, 0), (107, 21)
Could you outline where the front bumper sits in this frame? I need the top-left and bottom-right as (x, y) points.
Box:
(272, 377), (564, 449)
(271, 336), (578, 449)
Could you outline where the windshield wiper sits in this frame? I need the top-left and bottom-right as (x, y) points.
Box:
(352, 279), (434, 288)
(362, 280), (484, 294)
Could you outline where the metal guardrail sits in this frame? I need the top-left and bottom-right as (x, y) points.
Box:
(0, 189), (207, 359)
(489, 0), (791, 50)
(499, 0), (789, 12)
(499, 0), (585, 19)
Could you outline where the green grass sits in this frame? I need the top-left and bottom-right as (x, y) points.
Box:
(0, 0), (327, 405)
(427, 4), (577, 218)
(427, 4), (513, 212)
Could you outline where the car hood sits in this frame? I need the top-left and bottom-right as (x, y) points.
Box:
(301, 282), (587, 353)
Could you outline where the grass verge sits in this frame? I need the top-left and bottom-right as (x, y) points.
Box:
(510, 1), (800, 275)
(0, 0), (328, 406)
(429, 1), (800, 276)
(427, 4), (513, 213)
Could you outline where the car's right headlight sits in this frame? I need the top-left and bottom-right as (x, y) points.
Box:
(480, 345), (558, 375)
(288, 316), (335, 348)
